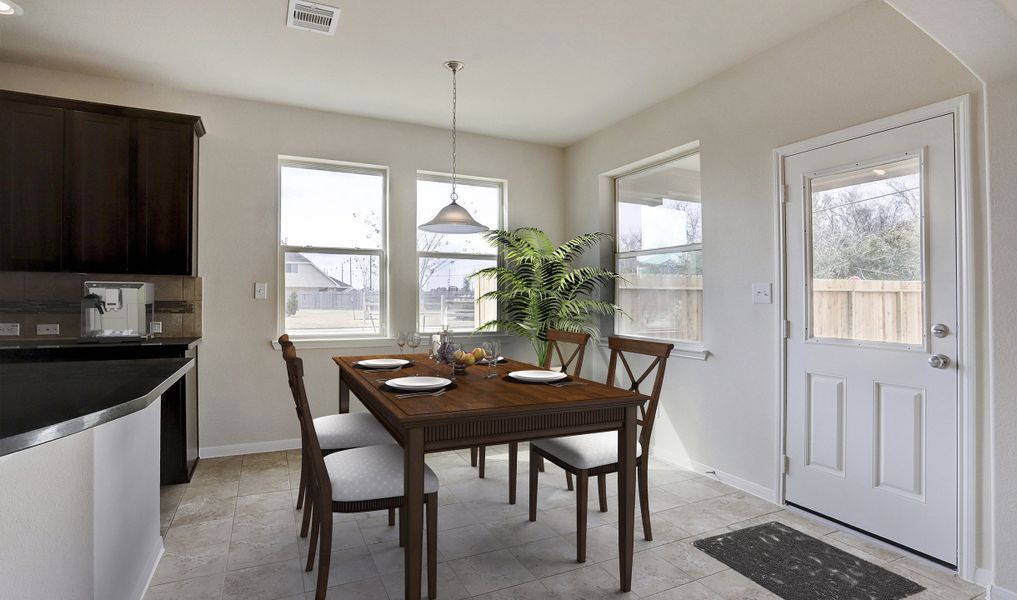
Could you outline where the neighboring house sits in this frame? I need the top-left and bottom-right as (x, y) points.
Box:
(284, 254), (352, 310)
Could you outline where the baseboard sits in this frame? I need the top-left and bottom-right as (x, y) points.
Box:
(990, 584), (1017, 600)
(688, 459), (779, 504)
(200, 438), (301, 458)
(135, 540), (163, 600)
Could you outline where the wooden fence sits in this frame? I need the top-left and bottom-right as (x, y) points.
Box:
(616, 275), (922, 344)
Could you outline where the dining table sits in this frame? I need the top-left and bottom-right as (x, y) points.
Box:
(333, 353), (646, 600)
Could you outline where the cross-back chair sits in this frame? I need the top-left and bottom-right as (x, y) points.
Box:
(528, 335), (673, 563)
(282, 345), (439, 599)
(471, 329), (591, 504)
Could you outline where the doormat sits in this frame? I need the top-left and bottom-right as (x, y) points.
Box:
(693, 522), (925, 600)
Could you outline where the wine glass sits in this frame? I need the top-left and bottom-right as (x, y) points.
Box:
(447, 343), (462, 381)
(407, 332), (422, 354)
(430, 335), (442, 375)
(482, 340), (500, 379)
(396, 331), (407, 353)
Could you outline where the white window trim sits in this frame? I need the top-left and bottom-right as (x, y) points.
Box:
(277, 156), (390, 343)
(610, 146), (708, 358)
(415, 171), (506, 334)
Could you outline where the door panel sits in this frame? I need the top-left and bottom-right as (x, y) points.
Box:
(785, 114), (958, 564)
(134, 119), (193, 274)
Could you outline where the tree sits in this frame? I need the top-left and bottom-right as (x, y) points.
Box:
(286, 292), (299, 317)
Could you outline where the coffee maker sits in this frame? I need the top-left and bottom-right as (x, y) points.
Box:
(80, 281), (155, 341)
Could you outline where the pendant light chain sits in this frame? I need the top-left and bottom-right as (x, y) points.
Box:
(450, 64), (458, 203)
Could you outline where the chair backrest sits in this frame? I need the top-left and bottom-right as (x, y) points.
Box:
(278, 334), (331, 505)
(604, 335), (674, 451)
(541, 329), (591, 378)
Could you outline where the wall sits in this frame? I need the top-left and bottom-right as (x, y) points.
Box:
(563, 0), (987, 563)
(0, 61), (565, 454)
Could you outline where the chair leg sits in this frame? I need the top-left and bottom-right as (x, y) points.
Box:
(566, 471), (574, 491)
(538, 456), (545, 472)
(598, 474), (608, 513)
(296, 452), (307, 510)
(508, 442), (518, 504)
(576, 471), (589, 563)
(314, 503), (333, 600)
(638, 458), (652, 541)
(471, 446), (478, 467)
(399, 505), (406, 548)
(478, 446), (486, 478)
(529, 447), (539, 522)
(305, 500), (319, 572)
(388, 507), (396, 527)
(427, 494), (438, 600)
(300, 477), (314, 538)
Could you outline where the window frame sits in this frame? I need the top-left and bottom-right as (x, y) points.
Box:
(277, 156), (390, 342)
(415, 171), (506, 334)
(612, 148), (707, 356)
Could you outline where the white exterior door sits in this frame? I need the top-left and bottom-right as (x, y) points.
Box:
(784, 114), (958, 565)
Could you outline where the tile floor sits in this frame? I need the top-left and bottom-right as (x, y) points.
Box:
(147, 446), (986, 600)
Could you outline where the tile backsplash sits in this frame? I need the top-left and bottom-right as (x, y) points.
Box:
(0, 272), (202, 339)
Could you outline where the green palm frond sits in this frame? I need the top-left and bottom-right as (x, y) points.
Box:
(471, 227), (624, 364)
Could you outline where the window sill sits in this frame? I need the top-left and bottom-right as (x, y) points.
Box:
(598, 338), (710, 361)
(271, 337), (396, 351)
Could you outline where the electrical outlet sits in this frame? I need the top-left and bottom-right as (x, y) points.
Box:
(36, 323), (60, 336)
(151, 321), (163, 334)
(254, 282), (268, 300)
(752, 283), (772, 304)
(0, 323), (20, 336)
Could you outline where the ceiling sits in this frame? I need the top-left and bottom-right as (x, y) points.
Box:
(0, 0), (861, 146)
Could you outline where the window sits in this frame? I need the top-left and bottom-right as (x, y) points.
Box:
(279, 158), (386, 338)
(614, 151), (703, 345)
(416, 173), (503, 332)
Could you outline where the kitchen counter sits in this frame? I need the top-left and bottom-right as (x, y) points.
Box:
(0, 357), (193, 456)
(0, 336), (200, 350)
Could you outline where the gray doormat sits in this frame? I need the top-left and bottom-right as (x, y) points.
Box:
(693, 522), (925, 600)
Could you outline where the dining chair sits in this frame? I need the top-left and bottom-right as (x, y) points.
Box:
(283, 349), (440, 600)
(473, 329), (590, 504)
(528, 335), (673, 563)
(277, 335), (397, 537)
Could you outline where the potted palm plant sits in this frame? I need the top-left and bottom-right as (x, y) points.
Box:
(470, 227), (623, 365)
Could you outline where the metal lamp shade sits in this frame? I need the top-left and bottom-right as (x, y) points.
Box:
(418, 201), (489, 234)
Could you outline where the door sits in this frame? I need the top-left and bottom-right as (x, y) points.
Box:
(784, 114), (958, 564)
(66, 110), (131, 272)
(134, 119), (194, 274)
(0, 101), (65, 270)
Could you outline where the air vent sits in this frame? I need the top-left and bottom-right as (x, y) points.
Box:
(287, 1), (340, 35)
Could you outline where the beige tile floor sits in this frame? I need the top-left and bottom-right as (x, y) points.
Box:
(147, 446), (986, 600)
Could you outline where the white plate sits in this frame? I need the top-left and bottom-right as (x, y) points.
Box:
(385, 376), (451, 391)
(357, 358), (410, 369)
(508, 370), (568, 383)
(477, 356), (506, 365)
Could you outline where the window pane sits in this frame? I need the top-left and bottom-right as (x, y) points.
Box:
(617, 153), (701, 252)
(616, 250), (703, 342)
(281, 165), (384, 249)
(809, 157), (923, 344)
(418, 257), (496, 332)
(284, 252), (381, 335)
(417, 179), (499, 254)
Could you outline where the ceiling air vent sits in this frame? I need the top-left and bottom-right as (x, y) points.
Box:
(286, 1), (340, 35)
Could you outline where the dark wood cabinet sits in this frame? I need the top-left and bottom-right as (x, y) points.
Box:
(0, 101), (65, 270)
(0, 90), (204, 275)
(66, 110), (132, 272)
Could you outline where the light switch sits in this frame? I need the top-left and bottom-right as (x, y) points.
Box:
(254, 282), (269, 300)
(752, 283), (772, 304)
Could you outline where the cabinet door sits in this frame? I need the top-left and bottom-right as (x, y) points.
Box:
(66, 110), (131, 272)
(0, 101), (65, 270)
(134, 119), (194, 274)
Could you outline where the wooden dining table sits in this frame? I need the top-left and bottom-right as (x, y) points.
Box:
(333, 353), (646, 600)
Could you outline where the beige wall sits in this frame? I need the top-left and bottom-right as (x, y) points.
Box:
(0, 61), (565, 453)
(563, 0), (989, 569)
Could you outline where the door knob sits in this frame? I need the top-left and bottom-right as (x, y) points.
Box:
(931, 323), (949, 338)
(928, 354), (951, 369)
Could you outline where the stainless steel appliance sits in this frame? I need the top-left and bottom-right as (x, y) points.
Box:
(81, 282), (155, 341)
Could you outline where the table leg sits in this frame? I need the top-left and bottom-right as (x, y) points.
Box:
(339, 371), (350, 414)
(617, 405), (637, 591)
(404, 428), (425, 600)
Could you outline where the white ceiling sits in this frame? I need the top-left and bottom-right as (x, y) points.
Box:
(0, 0), (861, 146)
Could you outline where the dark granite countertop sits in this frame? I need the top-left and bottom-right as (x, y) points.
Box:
(0, 357), (194, 456)
(0, 336), (200, 350)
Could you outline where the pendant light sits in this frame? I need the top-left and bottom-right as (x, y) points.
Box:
(418, 61), (489, 234)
